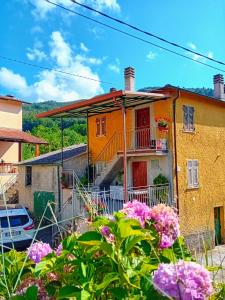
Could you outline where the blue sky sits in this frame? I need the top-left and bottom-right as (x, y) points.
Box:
(0, 0), (225, 102)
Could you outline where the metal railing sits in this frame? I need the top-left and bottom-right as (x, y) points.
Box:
(94, 126), (168, 176)
(73, 183), (172, 215)
(0, 163), (18, 174)
(0, 174), (18, 195)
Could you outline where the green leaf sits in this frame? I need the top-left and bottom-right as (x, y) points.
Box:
(122, 235), (144, 255)
(110, 287), (127, 299)
(62, 235), (76, 251)
(161, 249), (177, 263)
(118, 219), (143, 239)
(81, 262), (87, 278)
(57, 286), (81, 299)
(78, 231), (102, 245)
(95, 272), (119, 291)
(25, 286), (38, 300)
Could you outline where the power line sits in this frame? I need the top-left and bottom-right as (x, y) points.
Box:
(70, 0), (225, 68)
(44, 0), (225, 74)
(0, 55), (114, 85)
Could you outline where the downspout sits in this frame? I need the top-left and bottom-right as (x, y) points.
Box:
(86, 110), (90, 189)
(60, 117), (64, 212)
(57, 165), (61, 212)
(172, 89), (180, 212)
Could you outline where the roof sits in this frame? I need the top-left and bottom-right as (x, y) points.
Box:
(0, 95), (30, 105)
(140, 85), (225, 106)
(0, 128), (48, 144)
(19, 144), (87, 165)
(36, 90), (169, 119)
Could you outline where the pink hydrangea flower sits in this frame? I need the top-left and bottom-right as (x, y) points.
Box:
(150, 204), (180, 248)
(153, 261), (213, 300)
(27, 242), (53, 263)
(99, 225), (115, 244)
(16, 278), (49, 299)
(55, 243), (62, 256)
(121, 200), (151, 227)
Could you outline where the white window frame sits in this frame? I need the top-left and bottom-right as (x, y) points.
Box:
(187, 159), (199, 188)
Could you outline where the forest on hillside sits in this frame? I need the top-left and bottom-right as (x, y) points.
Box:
(22, 87), (213, 160)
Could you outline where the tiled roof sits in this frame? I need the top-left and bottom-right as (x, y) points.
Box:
(0, 95), (30, 104)
(19, 144), (87, 165)
(0, 127), (48, 144)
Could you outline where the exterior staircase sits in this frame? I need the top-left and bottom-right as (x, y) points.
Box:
(0, 174), (19, 204)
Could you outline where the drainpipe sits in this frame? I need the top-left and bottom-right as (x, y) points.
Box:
(86, 110), (90, 190)
(172, 89), (180, 212)
(57, 165), (61, 212)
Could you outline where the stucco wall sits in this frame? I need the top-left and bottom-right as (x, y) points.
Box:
(18, 165), (59, 211)
(0, 99), (22, 130)
(0, 100), (22, 163)
(63, 153), (88, 177)
(175, 91), (225, 240)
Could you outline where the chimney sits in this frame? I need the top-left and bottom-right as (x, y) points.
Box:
(124, 67), (135, 91)
(213, 74), (225, 100)
(109, 87), (116, 92)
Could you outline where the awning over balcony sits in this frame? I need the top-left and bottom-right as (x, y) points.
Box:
(36, 90), (169, 118)
(0, 127), (48, 144)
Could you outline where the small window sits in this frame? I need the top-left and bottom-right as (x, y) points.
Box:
(151, 160), (159, 169)
(187, 160), (199, 188)
(183, 105), (195, 131)
(25, 166), (32, 186)
(96, 117), (106, 136)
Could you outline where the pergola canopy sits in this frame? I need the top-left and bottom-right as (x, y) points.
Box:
(37, 90), (169, 118)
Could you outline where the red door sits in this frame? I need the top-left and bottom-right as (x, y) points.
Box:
(132, 161), (147, 188)
(136, 108), (150, 148)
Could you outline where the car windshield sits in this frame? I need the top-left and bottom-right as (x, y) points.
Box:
(0, 215), (29, 228)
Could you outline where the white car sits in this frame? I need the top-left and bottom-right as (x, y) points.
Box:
(0, 205), (35, 250)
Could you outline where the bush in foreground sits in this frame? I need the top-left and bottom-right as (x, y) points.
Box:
(0, 201), (215, 299)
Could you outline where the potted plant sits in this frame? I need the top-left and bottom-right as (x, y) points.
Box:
(155, 116), (170, 132)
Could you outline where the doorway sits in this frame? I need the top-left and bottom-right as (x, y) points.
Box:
(135, 108), (150, 149)
(132, 161), (147, 188)
(214, 207), (224, 245)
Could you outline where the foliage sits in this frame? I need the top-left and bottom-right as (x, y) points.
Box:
(0, 201), (216, 300)
(153, 174), (169, 185)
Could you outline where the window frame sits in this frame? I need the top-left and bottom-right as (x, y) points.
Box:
(25, 166), (32, 187)
(96, 116), (106, 137)
(183, 105), (195, 132)
(187, 159), (199, 188)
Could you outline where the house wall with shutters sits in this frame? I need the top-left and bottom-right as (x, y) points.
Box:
(88, 99), (173, 163)
(174, 89), (225, 243)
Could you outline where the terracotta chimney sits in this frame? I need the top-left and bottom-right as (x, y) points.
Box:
(213, 74), (225, 100)
(109, 87), (117, 92)
(124, 67), (135, 91)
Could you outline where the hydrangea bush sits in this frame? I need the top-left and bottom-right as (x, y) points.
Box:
(0, 201), (215, 300)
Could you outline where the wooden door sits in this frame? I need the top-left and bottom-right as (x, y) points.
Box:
(135, 108), (150, 149)
(214, 207), (222, 245)
(132, 161), (147, 188)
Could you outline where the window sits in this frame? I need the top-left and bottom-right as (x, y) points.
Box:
(96, 117), (106, 136)
(187, 160), (199, 188)
(183, 105), (195, 131)
(151, 160), (159, 169)
(0, 215), (29, 228)
(25, 166), (32, 186)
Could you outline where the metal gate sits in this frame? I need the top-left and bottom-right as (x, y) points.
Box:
(33, 191), (55, 220)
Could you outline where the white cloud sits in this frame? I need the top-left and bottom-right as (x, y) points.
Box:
(0, 31), (103, 102)
(0, 68), (29, 93)
(30, 0), (120, 18)
(108, 64), (120, 73)
(27, 48), (47, 61)
(146, 51), (157, 61)
(80, 42), (89, 52)
(207, 51), (213, 59)
(188, 42), (197, 50)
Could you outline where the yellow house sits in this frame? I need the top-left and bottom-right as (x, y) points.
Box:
(0, 95), (47, 201)
(37, 69), (225, 250)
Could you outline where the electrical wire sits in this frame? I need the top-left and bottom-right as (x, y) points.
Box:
(0, 55), (114, 85)
(44, 0), (225, 74)
(69, 0), (225, 67)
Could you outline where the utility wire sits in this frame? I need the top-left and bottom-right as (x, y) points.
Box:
(44, 0), (225, 74)
(70, 0), (225, 68)
(0, 55), (114, 85)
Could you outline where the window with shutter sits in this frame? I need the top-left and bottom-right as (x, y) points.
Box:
(187, 160), (199, 188)
(96, 118), (100, 136)
(183, 105), (195, 131)
(101, 117), (106, 136)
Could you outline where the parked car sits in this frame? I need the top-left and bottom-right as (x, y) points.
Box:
(0, 205), (35, 250)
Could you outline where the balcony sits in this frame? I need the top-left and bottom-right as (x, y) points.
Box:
(0, 163), (18, 174)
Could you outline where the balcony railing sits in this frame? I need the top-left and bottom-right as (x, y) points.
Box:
(94, 126), (168, 177)
(73, 183), (173, 215)
(0, 163), (18, 174)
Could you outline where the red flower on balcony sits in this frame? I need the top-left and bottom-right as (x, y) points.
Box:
(155, 116), (170, 132)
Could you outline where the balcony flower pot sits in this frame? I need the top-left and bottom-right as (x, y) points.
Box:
(158, 125), (169, 132)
